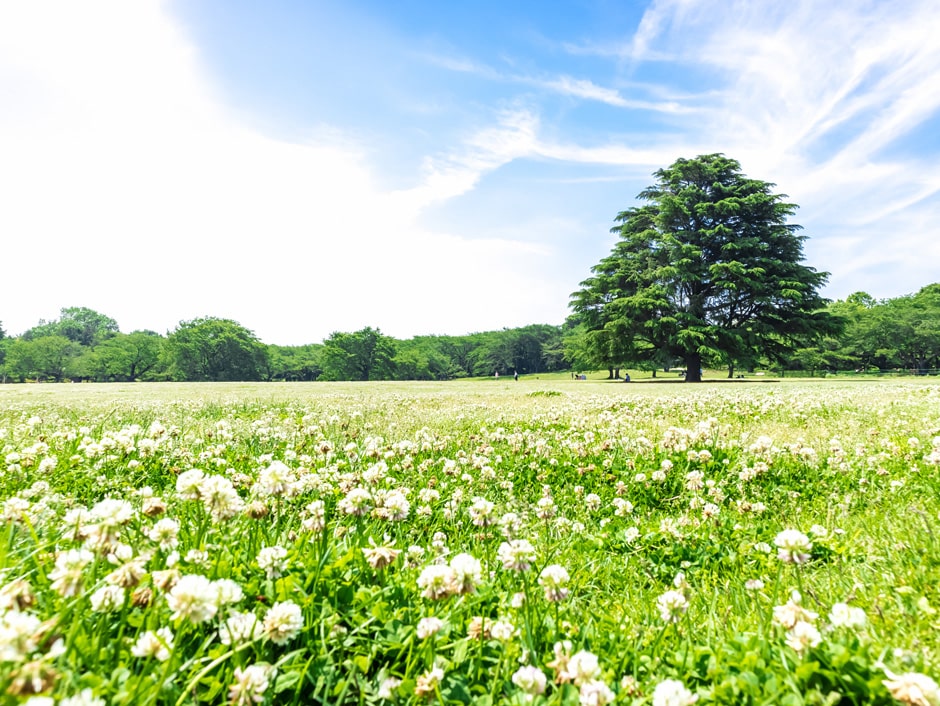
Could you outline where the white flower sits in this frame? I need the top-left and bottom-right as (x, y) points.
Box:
(449, 553), (482, 594)
(468, 497), (496, 526)
(213, 578), (244, 605)
(882, 670), (940, 706)
(257, 546), (289, 579)
(49, 548), (94, 597)
(538, 564), (571, 602)
(417, 564), (455, 600)
(176, 469), (206, 500)
(89, 584), (126, 613)
(785, 620), (822, 652)
(377, 677), (402, 700)
(59, 689), (106, 706)
(745, 579), (765, 591)
(229, 663), (275, 706)
(416, 616), (444, 639)
(657, 589), (689, 623)
(491, 619), (514, 641)
(562, 650), (600, 685)
(579, 679), (615, 705)
(774, 529), (812, 564)
(166, 574), (219, 623)
(512, 665), (547, 699)
(0, 609), (41, 661)
(338, 487), (372, 516)
(220, 611), (264, 645)
(147, 518), (180, 551)
(828, 602), (867, 630)
(263, 601), (304, 644)
(652, 679), (698, 706)
(497, 539), (537, 572)
(130, 627), (174, 661)
(199, 475), (244, 520)
(414, 666), (445, 698)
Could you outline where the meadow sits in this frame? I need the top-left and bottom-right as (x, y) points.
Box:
(1, 378), (939, 705)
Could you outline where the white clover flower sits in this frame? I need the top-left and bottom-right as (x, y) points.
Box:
(130, 627), (174, 661)
(562, 650), (601, 685)
(383, 489), (410, 521)
(882, 670), (940, 706)
(338, 487), (373, 516)
(448, 553), (482, 594)
(657, 589), (689, 623)
(263, 601), (304, 644)
(199, 475), (244, 520)
(491, 619), (514, 641)
(774, 529), (813, 564)
(497, 539), (537, 572)
(49, 548), (94, 597)
(416, 616), (444, 639)
(417, 564), (455, 600)
(377, 677), (401, 700)
(175, 469), (206, 500)
(745, 579), (765, 591)
(0, 609), (42, 661)
(229, 663), (275, 706)
(363, 537), (401, 570)
(512, 665), (547, 700)
(414, 666), (445, 698)
(538, 564), (571, 602)
(828, 602), (867, 630)
(652, 679), (698, 706)
(468, 497), (496, 526)
(257, 460), (296, 497)
(773, 591), (818, 629)
(219, 611), (263, 645)
(147, 517), (180, 551)
(579, 679), (615, 706)
(213, 578), (244, 605)
(59, 689), (106, 706)
(89, 584), (125, 613)
(257, 546), (289, 579)
(166, 574), (219, 623)
(785, 619), (822, 652)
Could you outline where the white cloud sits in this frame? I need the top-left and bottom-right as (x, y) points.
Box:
(0, 1), (561, 344)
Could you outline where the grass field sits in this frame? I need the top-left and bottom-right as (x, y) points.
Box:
(1, 379), (939, 705)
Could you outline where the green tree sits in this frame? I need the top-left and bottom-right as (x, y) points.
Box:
(23, 307), (119, 346)
(4, 335), (81, 381)
(165, 318), (269, 381)
(87, 331), (165, 381)
(320, 327), (396, 381)
(572, 154), (836, 382)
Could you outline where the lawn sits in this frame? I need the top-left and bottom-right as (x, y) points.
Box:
(1, 379), (938, 705)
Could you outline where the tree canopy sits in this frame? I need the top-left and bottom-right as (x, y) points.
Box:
(571, 154), (837, 381)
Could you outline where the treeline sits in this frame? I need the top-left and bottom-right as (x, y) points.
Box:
(564, 284), (940, 377)
(0, 309), (566, 382)
(0, 285), (937, 383)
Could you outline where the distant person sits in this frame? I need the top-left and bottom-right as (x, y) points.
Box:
(495, 371), (499, 380)
(623, 373), (630, 382)
(514, 371), (519, 381)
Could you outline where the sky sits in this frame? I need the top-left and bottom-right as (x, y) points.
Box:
(2, 0), (939, 345)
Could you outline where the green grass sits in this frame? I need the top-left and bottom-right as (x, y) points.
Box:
(0, 379), (938, 704)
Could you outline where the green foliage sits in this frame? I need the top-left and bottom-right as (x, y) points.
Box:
(165, 317), (270, 381)
(320, 327), (397, 381)
(22, 306), (119, 346)
(572, 154), (838, 382)
(3, 334), (80, 381)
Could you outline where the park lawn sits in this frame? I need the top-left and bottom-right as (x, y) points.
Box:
(1, 379), (938, 705)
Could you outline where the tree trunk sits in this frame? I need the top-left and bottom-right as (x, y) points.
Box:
(607, 368), (614, 379)
(685, 352), (702, 382)
(727, 363), (734, 378)
(614, 368), (621, 379)
(651, 369), (657, 378)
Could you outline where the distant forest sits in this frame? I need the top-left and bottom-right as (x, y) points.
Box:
(0, 283), (937, 382)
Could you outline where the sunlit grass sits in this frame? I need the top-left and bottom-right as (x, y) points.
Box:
(0, 379), (938, 704)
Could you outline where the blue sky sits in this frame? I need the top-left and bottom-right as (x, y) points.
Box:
(2, 0), (939, 345)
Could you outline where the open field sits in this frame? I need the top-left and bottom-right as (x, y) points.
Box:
(2, 379), (940, 705)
